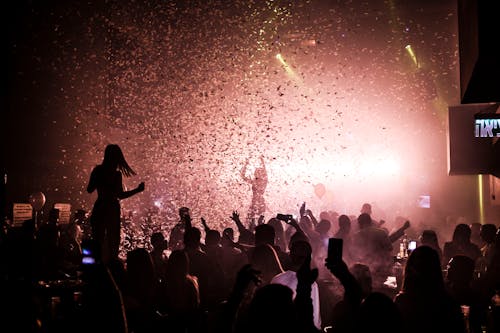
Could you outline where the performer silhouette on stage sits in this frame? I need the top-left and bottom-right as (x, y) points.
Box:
(87, 144), (145, 263)
(241, 156), (268, 220)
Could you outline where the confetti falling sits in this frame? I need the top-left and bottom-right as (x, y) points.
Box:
(6, 0), (464, 243)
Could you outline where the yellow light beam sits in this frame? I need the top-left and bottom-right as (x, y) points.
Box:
(478, 174), (485, 224)
(276, 53), (297, 78)
(405, 44), (419, 68)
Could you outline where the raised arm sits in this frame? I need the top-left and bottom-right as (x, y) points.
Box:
(388, 220), (411, 243)
(295, 256), (320, 333)
(201, 217), (211, 232)
(230, 211), (254, 244)
(325, 258), (362, 306)
(306, 209), (318, 228)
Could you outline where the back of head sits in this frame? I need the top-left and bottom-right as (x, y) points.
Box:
(206, 229), (221, 247)
(361, 203), (372, 215)
(250, 244), (283, 281)
(480, 224), (497, 244)
(126, 248), (154, 278)
(247, 284), (295, 333)
(289, 231), (310, 249)
(316, 219), (331, 235)
(103, 144), (135, 177)
(358, 213), (372, 229)
(151, 232), (167, 250)
(126, 248), (155, 295)
(356, 292), (401, 333)
(255, 224), (275, 246)
(338, 214), (351, 230)
(167, 250), (189, 278)
(267, 218), (284, 234)
(179, 206), (190, 219)
(289, 240), (312, 268)
(402, 245), (444, 295)
(421, 229), (438, 246)
(452, 223), (471, 244)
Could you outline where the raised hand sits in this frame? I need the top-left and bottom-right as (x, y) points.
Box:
(299, 202), (306, 217)
(230, 210), (240, 223)
(325, 257), (350, 280)
(137, 182), (145, 192)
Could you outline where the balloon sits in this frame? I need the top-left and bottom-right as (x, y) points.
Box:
(29, 192), (46, 211)
(314, 183), (326, 199)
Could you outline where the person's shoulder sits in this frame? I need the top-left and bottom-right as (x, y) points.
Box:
(271, 270), (296, 284)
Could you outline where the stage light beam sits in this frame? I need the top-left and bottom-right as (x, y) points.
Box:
(405, 44), (419, 68)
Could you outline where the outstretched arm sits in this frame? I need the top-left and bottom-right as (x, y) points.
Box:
(117, 182), (145, 200)
(388, 220), (410, 243)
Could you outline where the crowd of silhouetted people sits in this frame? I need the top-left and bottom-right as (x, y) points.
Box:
(1, 201), (500, 333)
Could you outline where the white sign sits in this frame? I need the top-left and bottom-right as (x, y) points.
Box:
(13, 203), (33, 227)
(54, 203), (72, 224)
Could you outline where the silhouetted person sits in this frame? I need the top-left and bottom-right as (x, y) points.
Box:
(443, 223), (481, 267)
(419, 229), (443, 264)
(356, 292), (402, 333)
(184, 226), (224, 310)
(351, 213), (393, 289)
(87, 144), (145, 263)
(324, 259), (364, 333)
(271, 240), (322, 329)
(150, 232), (168, 283)
(446, 255), (483, 333)
(267, 217), (287, 253)
(34, 208), (62, 280)
(479, 224), (497, 270)
(249, 244), (284, 286)
(254, 223), (291, 270)
(59, 221), (83, 276)
(241, 156), (267, 220)
(334, 214), (353, 264)
(77, 239), (128, 333)
(394, 246), (465, 333)
(169, 207), (192, 251)
(220, 227), (248, 297)
(470, 223), (483, 248)
(163, 250), (200, 333)
(123, 248), (157, 333)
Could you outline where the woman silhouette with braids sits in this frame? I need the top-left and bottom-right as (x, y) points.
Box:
(87, 144), (145, 263)
(241, 156), (268, 220)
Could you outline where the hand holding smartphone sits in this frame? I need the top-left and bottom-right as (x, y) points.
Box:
(327, 238), (343, 263)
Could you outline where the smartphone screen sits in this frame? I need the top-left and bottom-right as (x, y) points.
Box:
(328, 238), (343, 262)
(408, 240), (417, 251)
